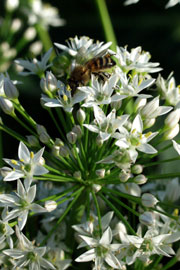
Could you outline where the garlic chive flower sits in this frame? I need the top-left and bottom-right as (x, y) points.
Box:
(0, 207), (14, 248)
(15, 48), (52, 76)
(79, 74), (127, 107)
(3, 141), (48, 189)
(3, 226), (55, 270)
(41, 81), (87, 113)
(0, 180), (46, 230)
(166, 0), (180, 8)
(55, 36), (113, 65)
(75, 227), (123, 269)
(84, 105), (129, 141)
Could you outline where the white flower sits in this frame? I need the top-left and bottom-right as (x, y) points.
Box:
(84, 105), (129, 141)
(156, 73), (180, 106)
(0, 180), (46, 230)
(116, 70), (155, 98)
(55, 36), (112, 65)
(3, 226), (55, 270)
(115, 46), (162, 74)
(115, 114), (158, 162)
(0, 207), (14, 248)
(24, 0), (65, 28)
(41, 81), (87, 113)
(75, 227), (123, 269)
(15, 48), (52, 76)
(3, 141), (48, 189)
(124, 0), (140, 5)
(79, 74), (126, 107)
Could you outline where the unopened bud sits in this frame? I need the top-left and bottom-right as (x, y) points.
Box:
(40, 71), (58, 93)
(29, 41), (43, 56)
(4, 78), (19, 99)
(134, 174), (147, 185)
(24, 27), (36, 41)
(52, 145), (60, 157)
(76, 108), (86, 124)
(131, 164), (143, 174)
(141, 193), (158, 207)
(139, 211), (155, 226)
(11, 18), (22, 32)
(59, 145), (69, 157)
(67, 131), (77, 144)
(163, 124), (179, 140)
(26, 135), (39, 147)
(95, 169), (105, 178)
(73, 171), (81, 179)
(72, 125), (82, 139)
(36, 124), (50, 143)
(134, 97), (147, 112)
(96, 134), (103, 147)
(0, 97), (14, 115)
(111, 100), (122, 110)
(164, 109), (180, 129)
(143, 118), (156, 129)
(92, 184), (102, 193)
(119, 170), (131, 182)
(6, 0), (19, 11)
(45, 200), (57, 212)
(55, 138), (64, 147)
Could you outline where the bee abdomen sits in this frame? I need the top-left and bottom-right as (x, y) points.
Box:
(88, 54), (116, 72)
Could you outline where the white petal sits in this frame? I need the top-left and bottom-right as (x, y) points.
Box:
(18, 142), (30, 163)
(137, 143), (157, 154)
(75, 249), (96, 262)
(100, 227), (112, 245)
(101, 212), (114, 231)
(18, 211), (28, 230)
(172, 140), (180, 155)
(105, 252), (122, 269)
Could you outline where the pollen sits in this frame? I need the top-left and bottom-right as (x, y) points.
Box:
(66, 85), (71, 91)
(63, 94), (68, 102)
(138, 78), (143, 86)
(11, 159), (18, 165)
(145, 131), (152, 138)
(132, 128), (136, 134)
(30, 151), (34, 159)
(173, 208), (179, 216)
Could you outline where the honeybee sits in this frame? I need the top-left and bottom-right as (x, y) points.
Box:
(68, 53), (116, 95)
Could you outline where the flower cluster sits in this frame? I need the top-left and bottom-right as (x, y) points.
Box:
(0, 35), (180, 270)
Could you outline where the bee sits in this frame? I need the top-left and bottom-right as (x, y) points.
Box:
(68, 53), (116, 95)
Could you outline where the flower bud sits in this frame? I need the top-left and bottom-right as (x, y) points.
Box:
(134, 97), (147, 112)
(29, 41), (43, 56)
(26, 135), (39, 147)
(110, 100), (122, 110)
(164, 109), (180, 128)
(92, 184), (102, 193)
(131, 164), (143, 174)
(76, 108), (86, 124)
(95, 169), (105, 178)
(143, 118), (156, 129)
(6, 0), (19, 11)
(0, 97), (14, 115)
(44, 200), (57, 212)
(141, 97), (159, 119)
(163, 124), (179, 140)
(141, 193), (158, 207)
(4, 78), (19, 99)
(59, 146), (69, 157)
(73, 171), (82, 179)
(52, 145), (60, 157)
(24, 27), (36, 41)
(66, 131), (77, 144)
(96, 134), (103, 147)
(165, 178), (180, 202)
(11, 18), (22, 32)
(119, 170), (131, 182)
(134, 174), (147, 185)
(40, 71), (58, 93)
(55, 138), (64, 147)
(36, 124), (50, 143)
(72, 125), (82, 139)
(139, 211), (155, 226)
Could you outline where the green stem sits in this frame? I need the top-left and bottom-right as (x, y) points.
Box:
(47, 109), (66, 141)
(95, 0), (117, 51)
(91, 190), (102, 236)
(162, 256), (177, 270)
(147, 172), (180, 180)
(35, 24), (56, 61)
(40, 186), (84, 246)
(0, 125), (30, 146)
(143, 156), (180, 167)
(13, 115), (37, 136)
(13, 101), (37, 128)
(99, 192), (136, 235)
